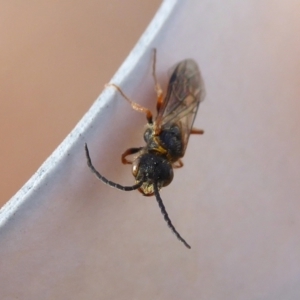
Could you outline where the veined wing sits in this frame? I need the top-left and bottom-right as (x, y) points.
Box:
(156, 59), (205, 153)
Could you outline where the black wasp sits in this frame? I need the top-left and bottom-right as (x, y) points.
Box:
(85, 49), (205, 249)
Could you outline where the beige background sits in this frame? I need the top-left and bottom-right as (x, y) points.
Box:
(0, 1), (161, 207)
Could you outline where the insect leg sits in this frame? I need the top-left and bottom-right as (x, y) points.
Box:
(85, 143), (143, 191)
(153, 182), (191, 249)
(121, 147), (143, 164)
(106, 83), (153, 124)
(191, 128), (204, 134)
(152, 48), (164, 113)
(173, 159), (184, 169)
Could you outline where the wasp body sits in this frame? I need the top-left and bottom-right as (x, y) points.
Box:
(85, 50), (205, 249)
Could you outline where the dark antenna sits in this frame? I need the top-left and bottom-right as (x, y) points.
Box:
(85, 144), (143, 191)
(153, 183), (191, 249)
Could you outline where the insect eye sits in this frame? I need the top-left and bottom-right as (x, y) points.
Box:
(162, 167), (174, 187)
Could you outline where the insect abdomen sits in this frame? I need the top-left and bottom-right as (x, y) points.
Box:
(159, 124), (184, 160)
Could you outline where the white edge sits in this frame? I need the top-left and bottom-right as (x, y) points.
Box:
(0, 0), (179, 227)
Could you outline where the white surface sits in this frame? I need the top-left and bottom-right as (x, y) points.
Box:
(1, 0), (300, 299)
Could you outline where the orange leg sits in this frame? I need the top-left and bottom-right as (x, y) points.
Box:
(105, 83), (153, 124)
(121, 147), (143, 164)
(191, 128), (204, 134)
(173, 159), (184, 169)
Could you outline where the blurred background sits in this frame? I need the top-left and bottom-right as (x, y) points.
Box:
(0, 1), (161, 207)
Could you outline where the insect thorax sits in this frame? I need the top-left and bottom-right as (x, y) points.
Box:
(143, 123), (184, 162)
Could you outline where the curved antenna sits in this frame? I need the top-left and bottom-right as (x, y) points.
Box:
(153, 183), (191, 249)
(85, 144), (143, 191)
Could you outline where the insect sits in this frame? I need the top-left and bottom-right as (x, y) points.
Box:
(85, 49), (205, 249)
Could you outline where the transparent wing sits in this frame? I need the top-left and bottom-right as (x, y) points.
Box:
(156, 59), (205, 154)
